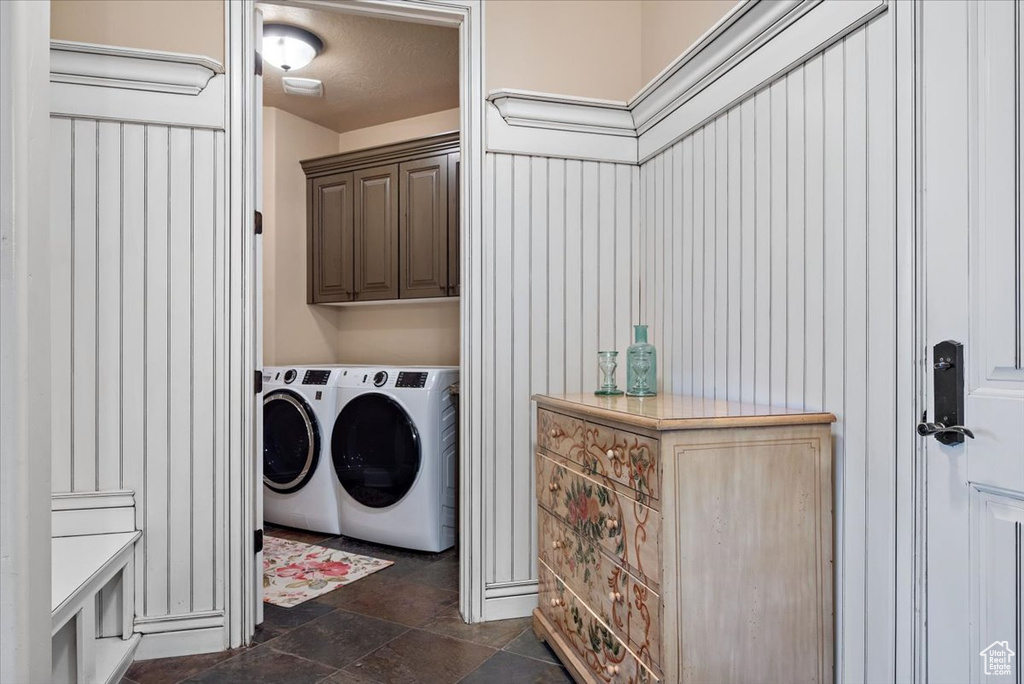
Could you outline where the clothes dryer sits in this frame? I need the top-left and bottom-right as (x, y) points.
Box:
(331, 366), (458, 552)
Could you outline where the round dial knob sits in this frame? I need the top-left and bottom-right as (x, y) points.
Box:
(373, 371), (388, 387)
(283, 369), (297, 384)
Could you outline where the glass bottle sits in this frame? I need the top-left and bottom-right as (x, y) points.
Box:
(626, 324), (657, 397)
(595, 351), (624, 396)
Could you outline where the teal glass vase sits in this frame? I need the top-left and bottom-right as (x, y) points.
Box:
(626, 324), (657, 397)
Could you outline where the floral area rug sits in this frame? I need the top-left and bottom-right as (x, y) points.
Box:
(263, 535), (393, 607)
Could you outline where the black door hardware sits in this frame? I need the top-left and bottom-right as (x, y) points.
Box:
(916, 340), (975, 445)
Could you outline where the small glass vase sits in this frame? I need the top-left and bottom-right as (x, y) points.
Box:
(626, 324), (657, 397)
(595, 351), (624, 396)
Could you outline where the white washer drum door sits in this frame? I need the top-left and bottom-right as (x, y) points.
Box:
(263, 390), (321, 494)
(332, 394), (421, 508)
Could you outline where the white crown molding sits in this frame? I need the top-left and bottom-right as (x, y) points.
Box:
(50, 40), (223, 96)
(485, 102), (638, 164)
(488, 89), (635, 137)
(628, 0), (810, 134)
(486, 0), (887, 164)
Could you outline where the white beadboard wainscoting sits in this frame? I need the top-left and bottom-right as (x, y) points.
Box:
(479, 154), (638, 614)
(482, 1), (901, 681)
(48, 42), (231, 659)
(637, 16), (895, 682)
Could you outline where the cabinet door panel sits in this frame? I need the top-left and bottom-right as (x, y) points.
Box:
(353, 164), (399, 301)
(399, 155), (448, 298)
(308, 173), (354, 303)
(447, 152), (460, 296)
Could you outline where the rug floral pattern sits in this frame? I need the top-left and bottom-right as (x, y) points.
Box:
(263, 535), (393, 607)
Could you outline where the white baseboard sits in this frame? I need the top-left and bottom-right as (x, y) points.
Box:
(134, 611), (224, 634)
(482, 581), (538, 621)
(134, 626), (226, 661)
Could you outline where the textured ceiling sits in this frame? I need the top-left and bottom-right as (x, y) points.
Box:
(261, 4), (458, 133)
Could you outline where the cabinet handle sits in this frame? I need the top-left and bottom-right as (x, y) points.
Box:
(548, 482), (560, 492)
(605, 518), (619, 530)
(606, 448), (623, 462)
(548, 428), (560, 439)
(606, 665), (620, 676)
(550, 597), (565, 608)
(552, 540), (563, 550)
(608, 591), (622, 603)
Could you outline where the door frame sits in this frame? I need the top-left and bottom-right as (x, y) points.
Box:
(0, 1), (53, 680)
(892, 1), (956, 681)
(893, 0), (927, 681)
(225, 0), (486, 642)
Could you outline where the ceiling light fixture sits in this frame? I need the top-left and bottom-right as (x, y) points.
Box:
(263, 24), (324, 72)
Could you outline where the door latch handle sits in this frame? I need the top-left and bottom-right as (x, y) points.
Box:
(917, 420), (975, 440)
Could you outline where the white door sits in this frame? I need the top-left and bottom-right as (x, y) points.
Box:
(922, 1), (1024, 681)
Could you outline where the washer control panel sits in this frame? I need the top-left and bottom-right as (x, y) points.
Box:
(395, 372), (428, 388)
(303, 370), (332, 386)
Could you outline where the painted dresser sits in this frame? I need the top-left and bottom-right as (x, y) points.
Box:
(532, 393), (835, 684)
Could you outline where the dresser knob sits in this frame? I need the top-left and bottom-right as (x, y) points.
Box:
(608, 591), (622, 603)
(605, 518), (620, 530)
(606, 664), (620, 676)
(552, 540), (563, 550)
(550, 597), (565, 608)
(548, 482), (560, 492)
(548, 428), (560, 439)
(606, 448), (622, 461)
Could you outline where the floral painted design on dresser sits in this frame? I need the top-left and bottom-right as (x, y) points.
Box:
(537, 408), (586, 460)
(584, 423), (661, 506)
(537, 451), (661, 587)
(539, 508), (662, 671)
(563, 474), (626, 558)
(539, 564), (654, 683)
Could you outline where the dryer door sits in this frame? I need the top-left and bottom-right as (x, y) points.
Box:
(332, 393), (421, 508)
(263, 390), (321, 494)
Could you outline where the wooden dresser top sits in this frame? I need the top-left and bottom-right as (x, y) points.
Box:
(532, 393), (836, 431)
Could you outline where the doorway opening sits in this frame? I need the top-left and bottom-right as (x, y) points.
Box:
(253, 0), (472, 651)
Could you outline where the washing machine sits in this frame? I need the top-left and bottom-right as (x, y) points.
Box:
(331, 366), (459, 552)
(262, 366), (345, 535)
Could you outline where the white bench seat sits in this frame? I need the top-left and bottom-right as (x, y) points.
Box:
(51, 530), (141, 684)
(52, 532), (139, 628)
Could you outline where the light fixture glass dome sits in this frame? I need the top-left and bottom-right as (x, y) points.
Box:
(263, 24), (323, 72)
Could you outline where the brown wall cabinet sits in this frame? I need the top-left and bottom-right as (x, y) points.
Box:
(302, 132), (460, 304)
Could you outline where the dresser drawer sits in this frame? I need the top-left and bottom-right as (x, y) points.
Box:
(584, 422), (660, 505)
(538, 563), (657, 684)
(539, 507), (662, 671)
(537, 451), (661, 586)
(537, 409), (586, 460)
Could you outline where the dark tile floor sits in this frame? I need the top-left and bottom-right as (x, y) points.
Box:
(122, 524), (571, 684)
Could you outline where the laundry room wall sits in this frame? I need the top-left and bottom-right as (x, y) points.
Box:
(263, 105), (462, 368)
(337, 107), (460, 153)
(263, 106), (344, 366)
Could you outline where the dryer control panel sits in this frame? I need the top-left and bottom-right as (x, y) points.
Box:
(396, 372), (428, 388)
(335, 367), (458, 390)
